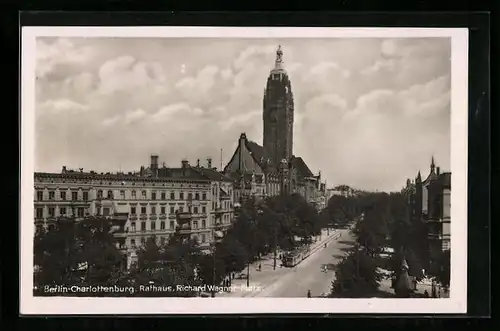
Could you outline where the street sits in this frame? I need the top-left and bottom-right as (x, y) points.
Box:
(251, 228), (355, 297)
(217, 228), (355, 298)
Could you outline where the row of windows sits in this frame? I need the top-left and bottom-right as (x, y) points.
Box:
(130, 205), (207, 215)
(130, 232), (209, 247)
(97, 190), (209, 201)
(36, 206), (86, 218)
(36, 190), (89, 201)
(129, 219), (209, 232)
(35, 190), (217, 202)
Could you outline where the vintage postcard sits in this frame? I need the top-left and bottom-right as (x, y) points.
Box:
(20, 26), (468, 314)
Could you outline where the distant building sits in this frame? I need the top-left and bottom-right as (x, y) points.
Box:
(224, 45), (325, 205)
(402, 156), (451, 252)
(34, 155), (235, 266)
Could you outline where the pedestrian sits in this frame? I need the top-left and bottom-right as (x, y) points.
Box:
(258, 263), (262, 271)
(307, 289), (311, 298)
(232, 272), (235, 280)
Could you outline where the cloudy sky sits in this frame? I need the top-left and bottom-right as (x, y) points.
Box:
(34, 36), (451, 192)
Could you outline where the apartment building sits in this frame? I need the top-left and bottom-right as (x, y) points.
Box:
(33, 156), (235, 264)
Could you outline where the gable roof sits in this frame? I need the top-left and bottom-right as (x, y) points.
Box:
(246, 140), (276, 171)
(290, 156), (314, 178)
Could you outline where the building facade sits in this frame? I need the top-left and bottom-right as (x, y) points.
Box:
(34, 156), (235, 266)
(224, 45), (326, 205)
(402, 157), (451, 252)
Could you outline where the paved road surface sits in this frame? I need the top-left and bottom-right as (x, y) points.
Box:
(217, 228), (342, 298)
(251, 229), (355, 298)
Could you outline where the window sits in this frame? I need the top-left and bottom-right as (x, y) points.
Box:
(188, 193), (192, 201)
(170, 192), (175, 199)
(202, 193), (207, 200)
(83, 191), (88, 201)
(170, 206), (175, 213)
(131, 239), (136, 247)
(97, 190), (103, 199)
(151, 206), (156, 214)
(170, 221), (175, 230)
(48, 207), (55, 217)
(131, 190), (136, 199)
(160, 221), (165, 230)
(180, 192), (184, 200)
(36, 191), (43, 201)
(161, 206), (165, 214)
(103, 208), (110, 216)
(120, 190), (125, 199)
(108, 190), (113, 199)
(49, 191), (55, 200)
(131, 206), (136, 214)
(60, 207), (66, 215)
(202, 220), (206, 229)
(131, 222), (136, 232)
(193, 206), (198, 214)
(141, 222), (146, 231)
(36, 208), (43, 218)
(141, 206), (146, 214)
(202, 206), (206, 213)
(60, 191), (66, 200)
(193, 220), (198, 229)
(151, 221), (156, 231)
(179, 206), (184, 213)
(141, 191), (147, 199)
(195, 192), (200, 200)
(161, 192), (166, 200)
(201, 234), (206, 243)
(72, 191), (78, 201)
(78, 208), (84, 217)
(151, 192), (157, 200)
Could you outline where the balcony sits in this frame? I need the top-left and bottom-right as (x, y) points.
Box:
(139, 214), (148, 220)
(159, 214), (167, 220)
(129, 214), (138, 221)
(150, 214), (158, 220)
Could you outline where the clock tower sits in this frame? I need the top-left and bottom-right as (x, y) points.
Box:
(263, 45), (294, 167)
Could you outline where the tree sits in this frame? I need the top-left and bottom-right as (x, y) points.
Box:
(34, 216), (127, 296)
(330, 247), (382, 298)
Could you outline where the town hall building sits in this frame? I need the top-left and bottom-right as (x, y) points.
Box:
(224, 45), (324, 206)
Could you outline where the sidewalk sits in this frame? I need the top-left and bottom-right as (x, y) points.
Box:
(217, 228), (339, 297)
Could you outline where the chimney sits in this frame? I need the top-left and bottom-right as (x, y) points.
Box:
(140, 166), (145, 176)
(150, 154), (159, 177)
(437, 167), (440, 175)
(197, 159), (200, 167)
(181, 159), (190, 169)
(207, 158), (212, 168)
(62, 166), (67, 174)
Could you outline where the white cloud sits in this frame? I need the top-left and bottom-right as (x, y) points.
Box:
(37, 98), (88, 115)
(97, 56), (167, 95)
(36, 38), (96, 78)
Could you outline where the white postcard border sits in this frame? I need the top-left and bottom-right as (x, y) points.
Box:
(20, 26), (468, 315)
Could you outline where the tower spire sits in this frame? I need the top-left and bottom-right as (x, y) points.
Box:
(431, 156), (436, 173)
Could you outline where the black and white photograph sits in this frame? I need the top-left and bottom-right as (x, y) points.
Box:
(21, 27), (468, 314)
